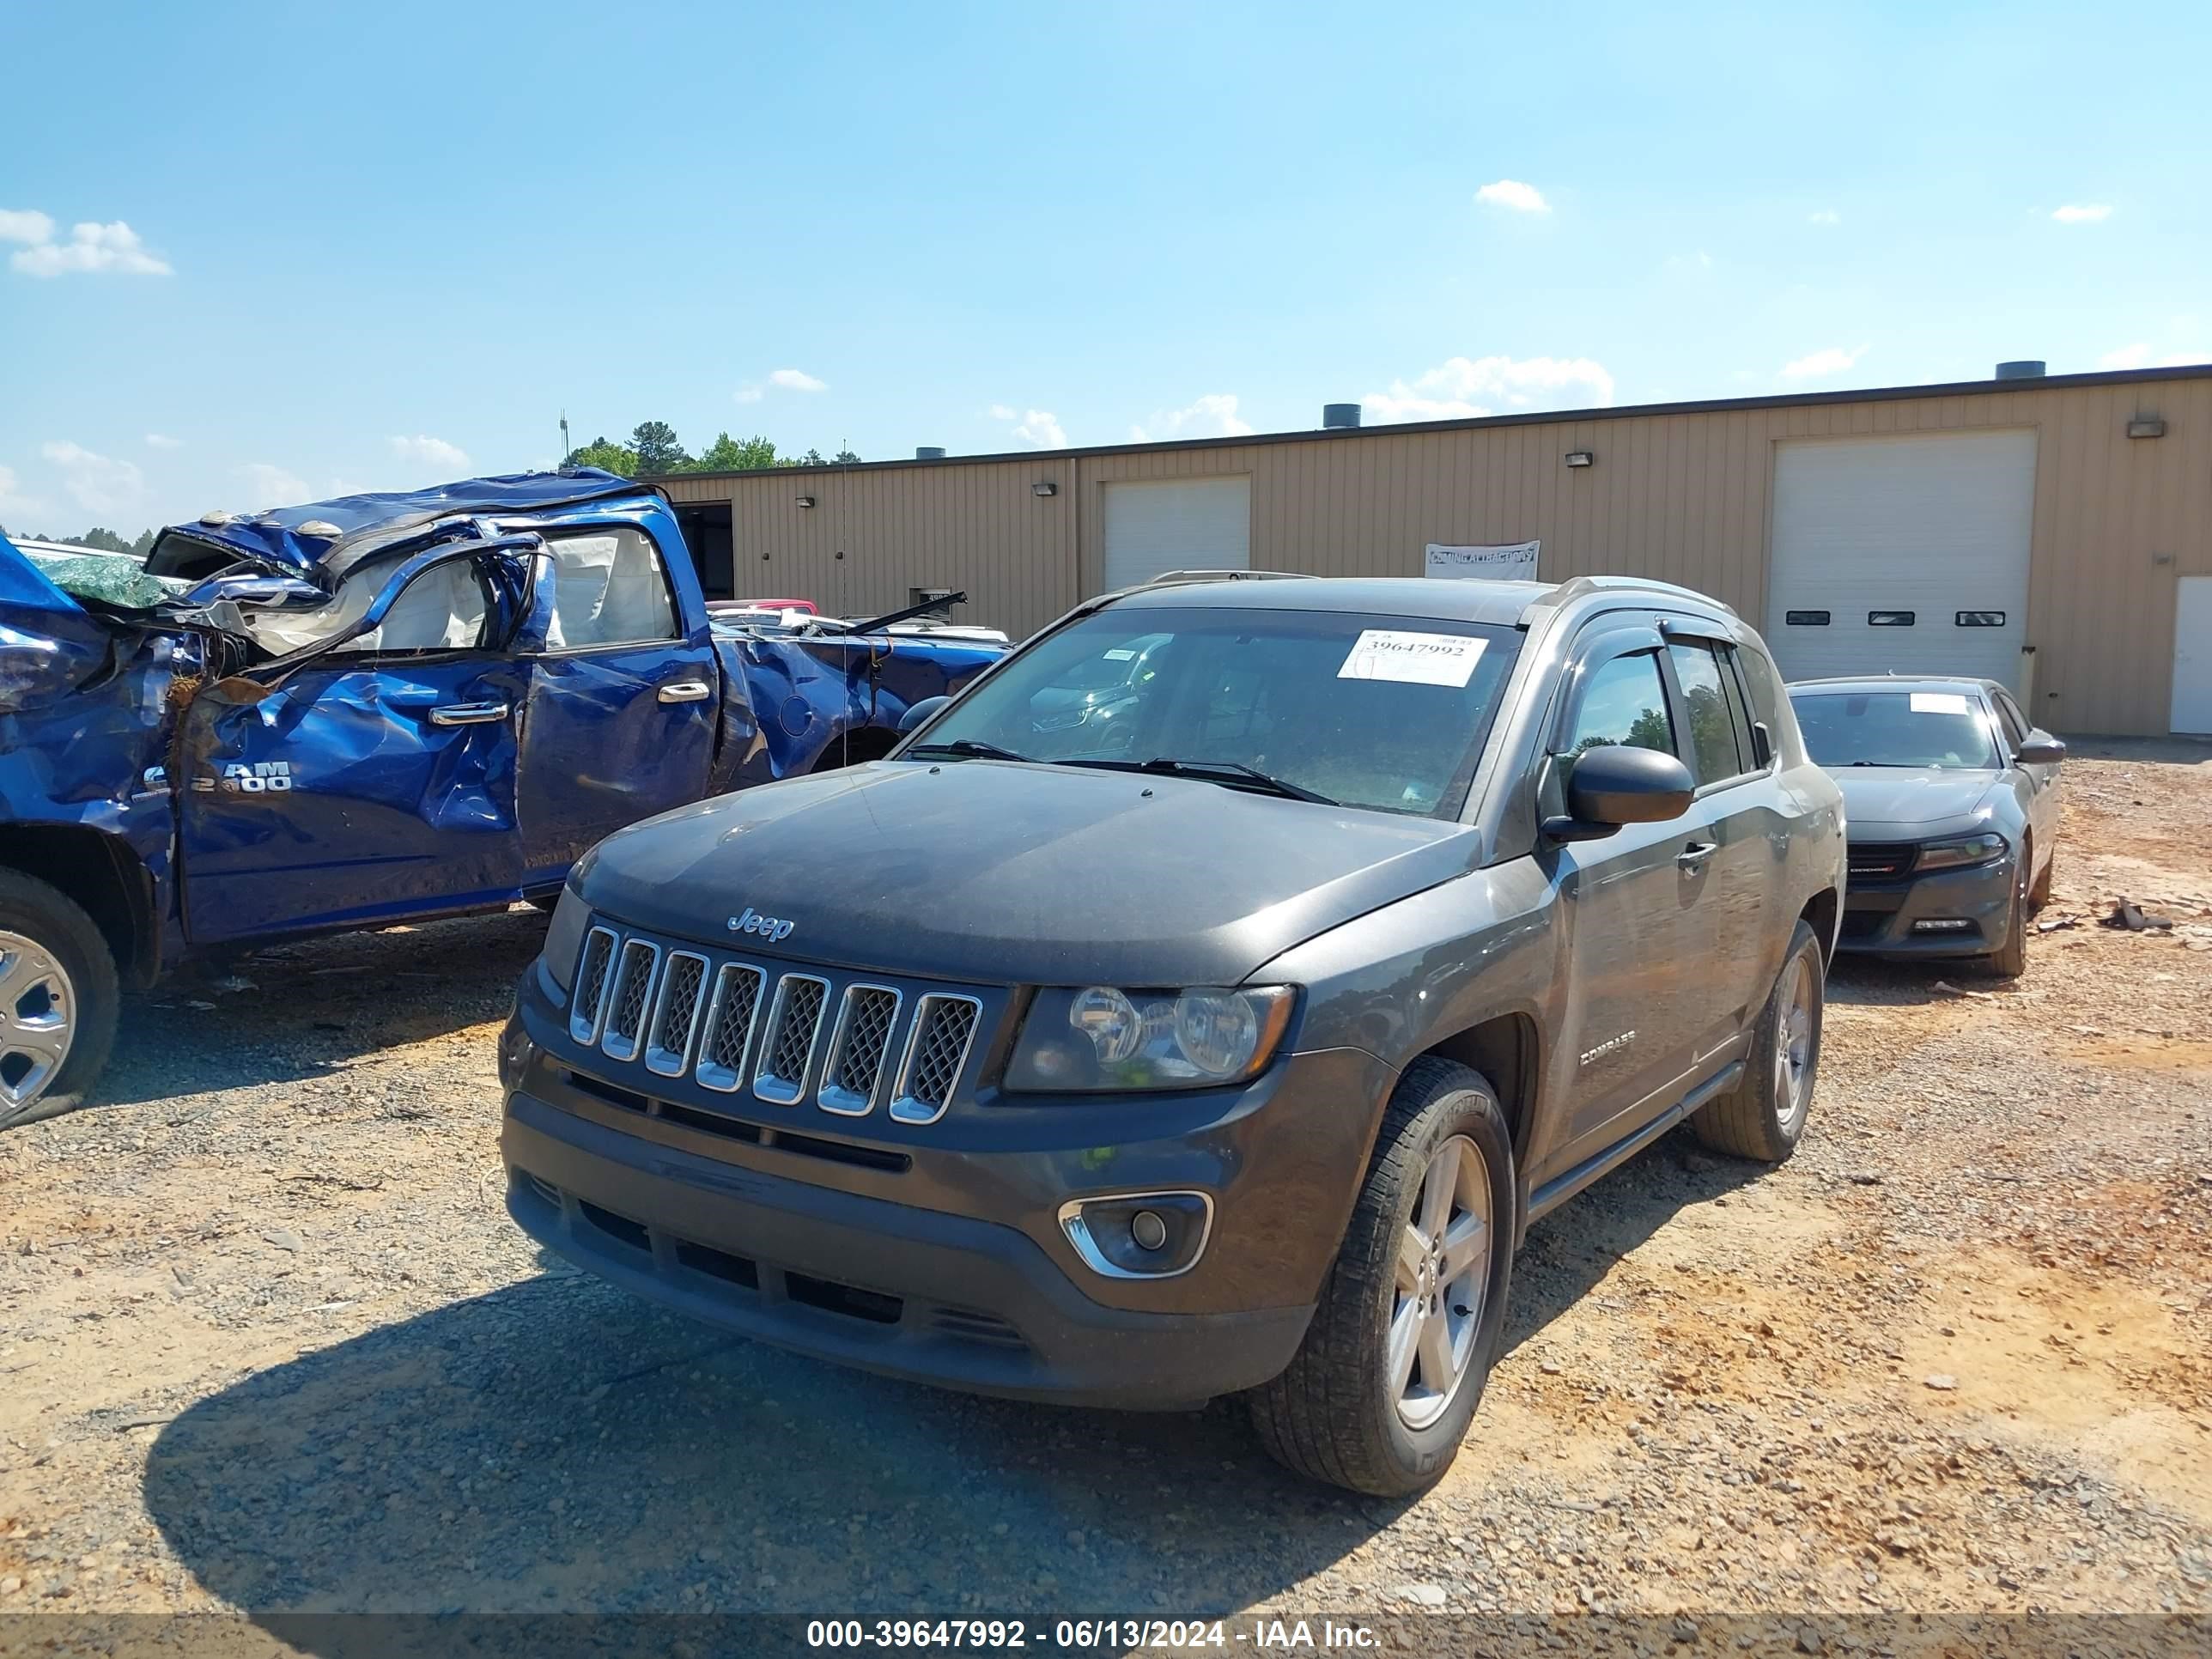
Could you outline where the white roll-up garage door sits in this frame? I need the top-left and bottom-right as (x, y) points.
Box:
(1102, 477), (1250, 592)
(1765, 431), (2036, 692)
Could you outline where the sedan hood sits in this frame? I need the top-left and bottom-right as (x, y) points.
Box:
(579, 758), (1480, 987)
(1832, 767), (1998, 839)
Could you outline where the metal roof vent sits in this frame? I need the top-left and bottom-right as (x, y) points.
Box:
(915, 446), (948, 460)
(1994, 360), (2046, 380)
(1322, 403), (1363, 429)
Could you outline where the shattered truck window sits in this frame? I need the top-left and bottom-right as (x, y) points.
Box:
(243, 556), (489, 655)
(542, 527), (678, 648)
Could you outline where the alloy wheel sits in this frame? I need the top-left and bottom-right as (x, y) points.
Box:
(1775, 952), (1815, 1138)
(1389, 1133), (1491, 1430)
(0, 932), (75, 1115)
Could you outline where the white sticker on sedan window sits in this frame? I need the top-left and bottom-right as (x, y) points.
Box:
(1338, 629), (1487, 687)
(1910, 692), (1972, 714)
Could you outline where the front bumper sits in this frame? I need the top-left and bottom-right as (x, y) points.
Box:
(1837, 854), (2017, 957)
(498, 964), (1393, 1409)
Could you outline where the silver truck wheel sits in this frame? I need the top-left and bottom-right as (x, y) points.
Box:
(0, 872), (119, 1131)
(0, 931), (76, 1112)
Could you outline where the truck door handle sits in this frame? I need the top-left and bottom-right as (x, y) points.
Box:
(1677, 841), (1718, 870)
(658, 680), (712, 703)
(428, 701), (511, 726)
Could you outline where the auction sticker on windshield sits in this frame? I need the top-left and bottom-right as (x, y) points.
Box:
(1909, 691), (1972, 714)
(1338, 629), (1486, 687)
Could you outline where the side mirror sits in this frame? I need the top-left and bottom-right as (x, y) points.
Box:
(2014, 734), (2066, 766)
(1545, 744), (1696, 842)
(898, 696), (951, 734)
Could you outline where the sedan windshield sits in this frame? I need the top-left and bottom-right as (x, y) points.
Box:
(911, 605), (1521, 817)
(1790, 690), (2001, 769)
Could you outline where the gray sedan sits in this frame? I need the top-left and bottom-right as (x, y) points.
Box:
(1787, 677), (2063, 977)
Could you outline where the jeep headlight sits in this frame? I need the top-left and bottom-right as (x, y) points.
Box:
(539, 885), (592, 1000)
(1005, 985), (1296, 1092)
(1916, 831), (2008, 872)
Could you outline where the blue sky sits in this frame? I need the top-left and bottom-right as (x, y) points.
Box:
(3, 0), (2206, 535)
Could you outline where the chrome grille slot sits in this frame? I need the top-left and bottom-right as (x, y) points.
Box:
(694, 963), (766, 1093)
(599, 939), (662, 1062)
(568, 927), (618, 1045)
(890, 994), (982, 1124)
(753, 974), (830, 1104)
(644, 951), (710, 1077)
(818, 985), (902, 1115)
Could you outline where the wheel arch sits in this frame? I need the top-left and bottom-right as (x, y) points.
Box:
(1413, 1011), (1543, 1178)
(0, 823), (160, 988)
(1798, 885), (1841, 965)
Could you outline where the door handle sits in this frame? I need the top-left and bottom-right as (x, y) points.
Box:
(428, 701), (511, 726)
(658, 680), (712, 704)
(1677, 841), (1718, 870)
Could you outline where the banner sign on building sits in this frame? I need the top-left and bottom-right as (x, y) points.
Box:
(1425, 540), (1541, 581)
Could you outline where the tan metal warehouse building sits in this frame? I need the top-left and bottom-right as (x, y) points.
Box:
(655, 363), (2212, 737)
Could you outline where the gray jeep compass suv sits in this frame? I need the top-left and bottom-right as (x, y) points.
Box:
(499, 573), (1844, 1495)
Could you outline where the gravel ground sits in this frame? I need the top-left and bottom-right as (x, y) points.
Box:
(0, 742), (2206, 1649)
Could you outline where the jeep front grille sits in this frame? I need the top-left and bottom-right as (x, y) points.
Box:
(694, 963), (766, 1092)
(600, 939), (662, 1062)
(560, 921), (988, 1123)
(818, 985), (902, 1115)
(891, 994), (983, 1125)
(645, 951), (709, 1077)
(753, 974), (830, 1104)
(569, 927), (619, 1045)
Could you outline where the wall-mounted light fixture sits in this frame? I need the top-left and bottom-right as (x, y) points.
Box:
(1564, 450), (1595, 468)
(796, 495), (817, 508)
(1032, 481), (1058, 497)
(2126, 416), (2166, 439)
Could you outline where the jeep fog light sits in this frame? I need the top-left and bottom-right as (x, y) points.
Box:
(1006, 986), (1296, 1092)
(1059, 1192), (1213, 1279)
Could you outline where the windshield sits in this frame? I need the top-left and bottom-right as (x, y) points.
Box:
(1790, 689), (2001, 769)
(911, 605), (1521, 816)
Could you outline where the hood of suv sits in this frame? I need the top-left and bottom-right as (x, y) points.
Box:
(577, 757), (1481, 987)
(1831, 767), (1998, 840)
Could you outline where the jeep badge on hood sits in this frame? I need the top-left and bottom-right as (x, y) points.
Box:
(728, 907), (796, 941)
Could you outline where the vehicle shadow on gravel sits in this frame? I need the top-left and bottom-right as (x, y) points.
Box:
(1823, 956), (2013, 1010)
(143, 1273), (1405, 1629)
(93, 909), (548, 1109)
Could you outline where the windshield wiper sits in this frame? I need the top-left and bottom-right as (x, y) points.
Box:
(1068, 756), (1336, 805)
(908, 738), (1032, 763)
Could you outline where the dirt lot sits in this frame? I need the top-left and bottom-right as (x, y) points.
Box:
(1, 743), (2206, 1644)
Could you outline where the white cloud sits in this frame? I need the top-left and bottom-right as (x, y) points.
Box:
(1128, 393), (1255, 443)
(0, 464), (48, 525)
(990, 405), (1068, 448)
(0, 209), (55, 246)
(40, 441), (145, 515)
(388, 434), (471, 471)
(234, 463), (311, 508)
(144, 433), (183, 450)
(737, 367), (829, 402)
(1779, 344), (1868, 381)
(10, 219), (172, 277)
(2100, 343), (2152, 370)
(2051, 204), (2112, 224)
(1808, 209), (1841, 226)
(1474, 179), (1550, 214)
(1363, 355), (1615, 422)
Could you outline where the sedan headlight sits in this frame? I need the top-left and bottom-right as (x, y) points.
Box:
(539, 885), (592, 999)
(1005, 985), (1297, 1092)
(1916, 831), (2008, 872)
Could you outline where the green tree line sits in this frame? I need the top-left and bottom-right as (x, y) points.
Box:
(564, 421), (861, 477)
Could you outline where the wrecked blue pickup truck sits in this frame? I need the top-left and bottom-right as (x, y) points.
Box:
(0, 470), (1004, 1127)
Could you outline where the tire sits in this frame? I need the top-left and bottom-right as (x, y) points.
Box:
(1975, 845), (2031, 980)
(2028, 840), (2053, 908)
(1694, 919), (1823, 1163)
(1249, 1056), (1516, 1497)
(0, 870), (120, 1131)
